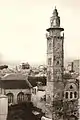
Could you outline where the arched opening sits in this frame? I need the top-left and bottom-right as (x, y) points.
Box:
(17, 92), (24, 103)
(32, 88), (36, 95)
(70, 92), (73, 98)
(70, 85), (73, 89)
(26, 94), (31, 102)
(74, 92), (77, 98)
(65, 92), (68, 99)
(57, 61), (59, 65)
(6, 93), (14, 104)
(48, 58), (52, 66)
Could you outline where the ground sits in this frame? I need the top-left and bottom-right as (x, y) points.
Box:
(7, 102), (43, 120)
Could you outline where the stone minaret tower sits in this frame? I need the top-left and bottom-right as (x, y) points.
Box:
(46, 7), (64, 119)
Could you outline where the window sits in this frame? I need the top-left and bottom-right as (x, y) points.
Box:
(54, 56), (56, 61)
(74, 92), (77, 98)
(57, 61), (59, 65)
(17, 92), (24, 103)
(65, 92), (68, 99)
(70, 92), (73, 98)
(53, 19), (56, 26)
(48, 58), (52, 65)
(34, 88), (36, 94)
(70, 85), (73, 89)
(6, 93), (14, 104)
(32, 88), (37, 94)
(25, 94), (31, 101)
(47, 71), (51, 80)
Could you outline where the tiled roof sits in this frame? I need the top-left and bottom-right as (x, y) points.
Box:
(0, 73), (32, 89)
(1, 73), (27, 80)
(28, 76), (46, 87)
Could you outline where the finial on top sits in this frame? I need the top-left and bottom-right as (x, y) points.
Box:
(55, 6), (56, 9)
(53, 6), (58, 16)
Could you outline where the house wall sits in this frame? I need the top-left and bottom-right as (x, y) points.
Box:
(4, 88), (31, 104)
(31, 86), (46, 113)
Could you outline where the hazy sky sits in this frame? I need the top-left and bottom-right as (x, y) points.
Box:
(0, 0), (80, 65)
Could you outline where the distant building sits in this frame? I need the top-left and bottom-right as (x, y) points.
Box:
(73, 60), (80, 74)
(0, 73), (32, 105)
(28, 76), (46, 113)
(67, 62), (74, 72)
(31, 84), (46, 113)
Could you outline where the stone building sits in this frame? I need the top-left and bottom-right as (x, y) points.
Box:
(73, 60), (80, 74)
(0, 73), (32, 105)
(45, 7), (79, 120)
(31, 84), (46, 113)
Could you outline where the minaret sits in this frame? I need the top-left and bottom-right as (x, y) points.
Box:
(46, 7), (64, 119)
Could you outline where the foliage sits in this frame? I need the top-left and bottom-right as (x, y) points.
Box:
(0, 65), (8, 70)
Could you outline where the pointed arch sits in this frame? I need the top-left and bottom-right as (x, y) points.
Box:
(17, 92), (24, 103)
(6, 92), (14, 104)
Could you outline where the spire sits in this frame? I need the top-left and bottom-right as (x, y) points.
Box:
(53, 6), (58, 16)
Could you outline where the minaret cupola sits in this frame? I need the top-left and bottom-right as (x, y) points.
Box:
(50, 6), (60, 28)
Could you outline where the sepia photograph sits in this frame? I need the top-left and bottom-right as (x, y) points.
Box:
(0, 0), (80, 120)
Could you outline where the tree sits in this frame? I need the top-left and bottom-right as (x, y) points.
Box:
(0, 65), (8, 70)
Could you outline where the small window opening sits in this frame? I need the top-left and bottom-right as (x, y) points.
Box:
(65, 92), (68, 99)
(57, 61), (59, 64)
(48, 58), (52, 65)
(74, 92), (77, 98)
(70, 92), (73, 98)
(54, 56), (56, 61)
(70, 85), (73, 89)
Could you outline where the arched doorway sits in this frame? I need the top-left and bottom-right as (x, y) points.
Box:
(17, 92), (24, 103)
(6, 93), (14, 104)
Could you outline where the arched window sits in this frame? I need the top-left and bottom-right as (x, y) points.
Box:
(74, 92), (77, 98)
(6, 93), (14, 104)
(32, 88), (36, 94)
(65, 92), (68, 99)
(70, 85), (73, 89)
(70, 92), (73, 98)
(17, 92), (24, 103)
(57, 61), (59, 65)
(27, 94), (31, 101)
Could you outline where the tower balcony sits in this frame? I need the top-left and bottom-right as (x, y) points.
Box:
(46, 33), (52, 40)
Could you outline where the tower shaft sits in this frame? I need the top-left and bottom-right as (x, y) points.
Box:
(46, 7), (64, 119)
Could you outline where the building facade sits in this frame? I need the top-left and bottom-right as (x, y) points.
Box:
(45, 7), (79, 120)
(73, 60), (80, 74)
(0, 73), (32, 105)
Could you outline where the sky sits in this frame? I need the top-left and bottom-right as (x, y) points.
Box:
(0, 0), (80, 65)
